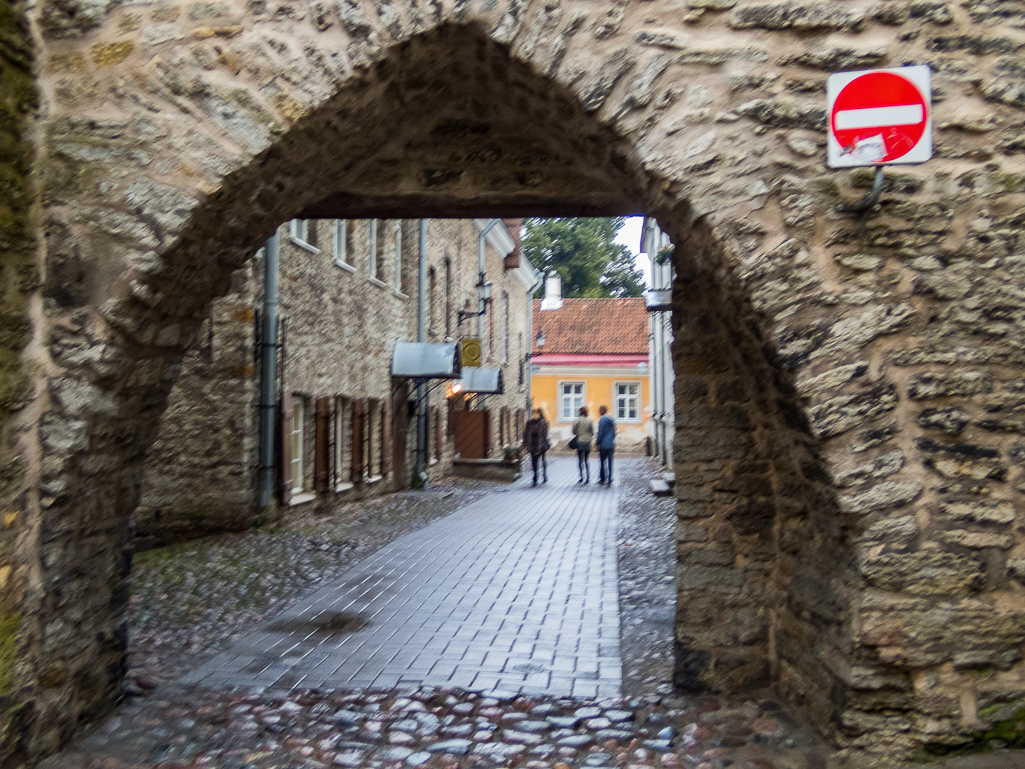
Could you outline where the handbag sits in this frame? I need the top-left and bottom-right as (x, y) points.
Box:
(568, 436), (578, 450)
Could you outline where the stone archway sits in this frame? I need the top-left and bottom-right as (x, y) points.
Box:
(4, 0), (1025, 762)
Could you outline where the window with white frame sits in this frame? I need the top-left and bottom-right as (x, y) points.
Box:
(289, 219), (317, 251)
(335, 396), (350, 485)
(393, 221), (403, 292)
(367, 219), (378, 279)
(502, 290), (510, 364)
(370, 219), (386, 283)
(560, 382), (585, 421)
(333, 219), (353, 268)
(615, 382), (640, 421)
(290, 396), (306, 493)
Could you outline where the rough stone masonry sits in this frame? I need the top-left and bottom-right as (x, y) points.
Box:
(3, 0), (1025, 763)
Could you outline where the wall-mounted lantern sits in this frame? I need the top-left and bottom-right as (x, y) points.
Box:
(458, 271), (494, 324)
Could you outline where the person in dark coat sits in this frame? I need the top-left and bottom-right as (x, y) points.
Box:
(596, 405), (616, 485)
(522, 408), (550, 486)
(571, 406), (594, 483)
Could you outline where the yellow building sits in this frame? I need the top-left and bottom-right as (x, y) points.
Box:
(530, 275), (651, 453)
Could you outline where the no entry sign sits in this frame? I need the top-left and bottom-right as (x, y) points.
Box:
(827, 65), (931, 167)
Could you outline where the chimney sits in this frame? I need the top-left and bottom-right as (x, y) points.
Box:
(503, 218), (522, 270)
(540, 271), (563, 310)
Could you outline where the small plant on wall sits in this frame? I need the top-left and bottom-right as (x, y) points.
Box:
(655, 244), (675, 265)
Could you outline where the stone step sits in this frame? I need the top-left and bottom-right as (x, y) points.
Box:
(650, 479), (671, 497)
(662, 472), (676, 487)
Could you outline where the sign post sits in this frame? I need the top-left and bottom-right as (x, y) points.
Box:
(827, 65), (931, 168)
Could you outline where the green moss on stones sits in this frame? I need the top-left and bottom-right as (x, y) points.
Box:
(920, 707), (1025, 759)
(0, 0), (35, 750)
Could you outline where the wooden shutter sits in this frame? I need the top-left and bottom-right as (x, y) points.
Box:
(279, 392), (293, 504)
(382, 397), (392, 476)
(329, 397), (337, 490)
(434, 406), (442, 461)
(315, 396), (330, 493)
(364, 399), (373, 479)
(351, 398), (365, 484)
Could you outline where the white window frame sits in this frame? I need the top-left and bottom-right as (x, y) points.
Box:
(290, 396), (305, 493)
(614, 381), (641, 423)
(367, 219), (378, 279)
(333, 219), (354, 271)
(289, 219), (319, 253)
(393, 221), (403, 293)
(501, 290), (510, 364)
(559, 381), (585, 422)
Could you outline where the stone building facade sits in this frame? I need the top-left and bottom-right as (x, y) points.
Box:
(135, 217), (534, 546)
(7, 0), (1025, 763)
(643, 218), (674, 468)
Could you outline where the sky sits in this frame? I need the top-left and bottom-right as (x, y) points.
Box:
(613, 215), (648, 287)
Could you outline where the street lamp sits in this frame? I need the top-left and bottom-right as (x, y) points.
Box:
(535, 330), (546, 350)
(458, 272), (494, 324)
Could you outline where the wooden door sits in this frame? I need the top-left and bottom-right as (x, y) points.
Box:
(453, 409), (490, 459)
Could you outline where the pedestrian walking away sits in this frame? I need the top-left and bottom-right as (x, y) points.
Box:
(597, 404), (616, 485)
(571, 406), (594, 483)
(523, 407), (550, 485)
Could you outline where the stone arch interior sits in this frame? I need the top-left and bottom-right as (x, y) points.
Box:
(33, 20), (849, 759)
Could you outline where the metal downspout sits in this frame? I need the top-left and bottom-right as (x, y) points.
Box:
(257, 233), (279, 507)
(526, 269), (540, 412)
(416, 219), (428, 482)
(477, 219), (500, 339)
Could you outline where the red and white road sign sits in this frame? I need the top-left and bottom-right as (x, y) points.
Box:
(827, 65), (931, 167)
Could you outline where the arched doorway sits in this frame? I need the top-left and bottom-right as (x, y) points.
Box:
(9, 0), (1025, 761)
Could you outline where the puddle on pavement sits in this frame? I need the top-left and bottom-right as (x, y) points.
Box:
(266, 612), (369, 636)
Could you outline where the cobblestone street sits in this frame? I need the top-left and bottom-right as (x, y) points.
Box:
(39, 460), (1017, 769)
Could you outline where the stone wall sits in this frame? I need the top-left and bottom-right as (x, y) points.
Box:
(136, 217), (532, 545)
(11, 0), (1025, 762)
(134, 263), (259, 546)
(0, 1), (37, 762)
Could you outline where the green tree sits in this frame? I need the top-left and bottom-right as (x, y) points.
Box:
(522, 218), (644, 298)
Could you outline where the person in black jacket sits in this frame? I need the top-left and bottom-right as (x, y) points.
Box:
(522, 408), (550, 486)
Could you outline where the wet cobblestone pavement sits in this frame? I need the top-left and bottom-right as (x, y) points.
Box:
(47, 686), (823, 769)
(39, 460), (1024, 769)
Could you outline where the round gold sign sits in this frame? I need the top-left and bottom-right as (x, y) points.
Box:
(461, 338), (482, 367)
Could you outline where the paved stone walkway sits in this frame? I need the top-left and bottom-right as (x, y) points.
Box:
(184, 456), (622, 698)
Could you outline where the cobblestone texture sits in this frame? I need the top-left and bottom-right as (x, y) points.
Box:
(129, 476), (500, 685)
(42, 459), (835, 769)
(13, 0), (1025, 759)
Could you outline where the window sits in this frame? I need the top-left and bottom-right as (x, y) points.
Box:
(289, 219), (318, 251)
(502, 291), (510, 364)
(368, 219), (386, 283)
(335, 396), (350, 485)
(290, 396), (306, 493)
(368, 400), (381, 478)
(444, 257), (452, 336)
(333, 220), (354, 270)
(616, 382), (640, 421)
(367, 219), (378, 280)
(428, 267), (437, 334)
(560, 382), (584, 421)
(393, 221), (403, 293)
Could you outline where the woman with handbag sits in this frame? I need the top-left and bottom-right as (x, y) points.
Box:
(571, 406), (594, 484)
(523, 408), (550, 486)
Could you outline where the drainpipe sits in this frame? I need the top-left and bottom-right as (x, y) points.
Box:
(477, 219), (500, 339)
(257, 232), (279, 507)
(525, 268), (540, 412)
(416, 219), (428, 482)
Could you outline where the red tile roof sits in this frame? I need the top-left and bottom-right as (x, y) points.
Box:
(532, 298), (649, 355)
